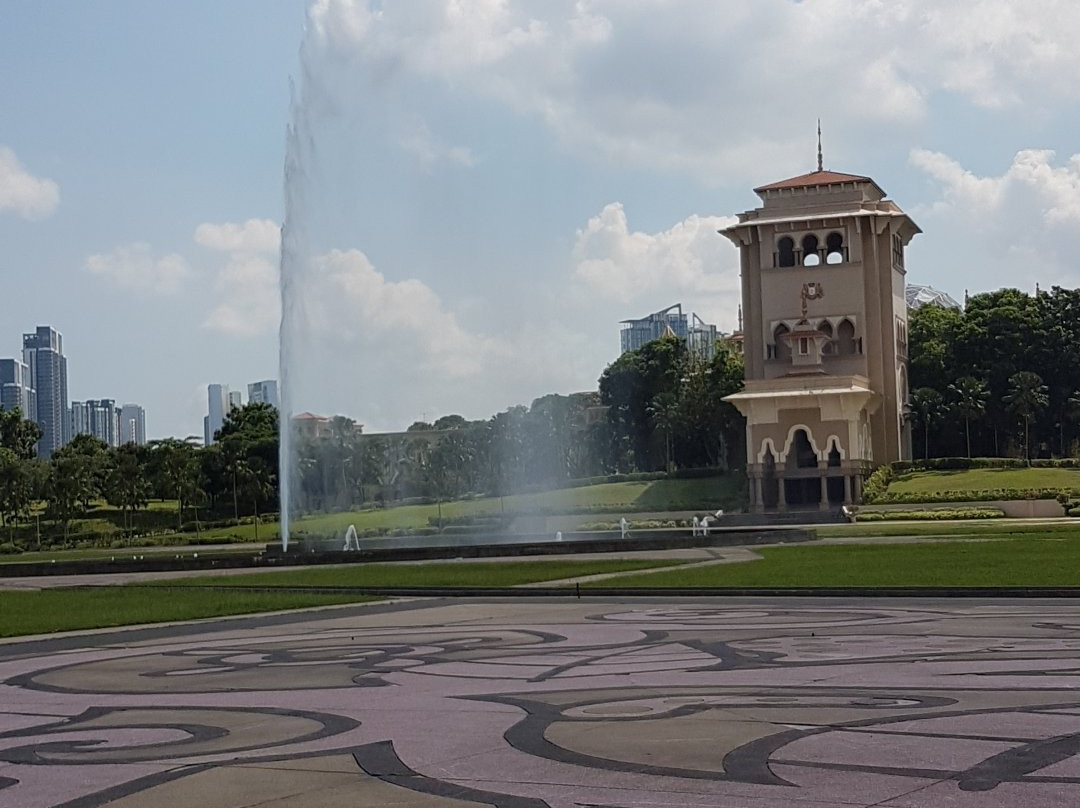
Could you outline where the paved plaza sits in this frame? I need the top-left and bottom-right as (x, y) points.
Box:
(1, 597), (1079, 807)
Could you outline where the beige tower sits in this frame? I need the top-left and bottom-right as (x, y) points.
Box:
(721, 167), (920, 511)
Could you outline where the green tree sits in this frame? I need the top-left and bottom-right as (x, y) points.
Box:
(0, 407), (43, 460)
(911, 387), (944, 460)
(1004, 371), (1049, 462)
(948, 376), (988, 458)
(103, 444), (150, 532)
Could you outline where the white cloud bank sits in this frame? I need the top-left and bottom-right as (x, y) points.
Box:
(573, 203), (739, 320)
(303, 0), (1080, 181)
(0, 146), (59, 220)
(84, 243), (191, 295)
(198, 219), (281, 338)
(910, 148), (1080, 291)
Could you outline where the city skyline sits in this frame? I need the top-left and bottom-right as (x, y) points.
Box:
(4, 2), (1080, 436)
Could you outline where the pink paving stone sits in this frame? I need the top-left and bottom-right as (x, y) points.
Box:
(882, 780), (1080, 808)
(882, 711), (1080, 740)
(775, 730), (1018, 772)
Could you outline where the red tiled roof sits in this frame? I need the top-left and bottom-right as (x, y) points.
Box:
(754, 170), (874, 193)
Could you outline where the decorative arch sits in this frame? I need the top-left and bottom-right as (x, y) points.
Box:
(802, 234), (820, 266)
(825, 231), (845, 264)
(820, 436), (846, 460)
(779, 424), (822, 462)
(756, 437), (779, 465)
(837, 318), (857, 355)
(776, 236), (796, 267)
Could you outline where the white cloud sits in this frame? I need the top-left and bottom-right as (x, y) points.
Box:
(306, 248), (504, 379)
(300, 0), (1080, 182)
(0, 146), (59, 220)
(909, 148), (1080, 293)
(194, 218), (279, 254)
(573, 203), (739, 310)
(197, 219), (281, 337)
(400, 122), (477, 168)
(84, 243), (191, 295)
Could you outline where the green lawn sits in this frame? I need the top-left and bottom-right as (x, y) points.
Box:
(814, 521), (1080, 539)
(0, 587), (369, 637)
(888, 467), (1080, 494)
(601, 536), (1080, 588)
(166, 558), (685, 589)
(0, 558), (684, 637)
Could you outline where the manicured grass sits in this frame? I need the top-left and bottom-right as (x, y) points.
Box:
(0, 588), (369, 638)
(600, 536), (1080, 588)
(889, 467), (1080, 494)
(290, 477), (741, 537)
(0, 559), (685, 637)
(814, 521), (1080, 539)
(168, 559), (685, 589)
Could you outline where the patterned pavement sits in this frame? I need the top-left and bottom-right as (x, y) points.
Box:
(1, 597), (1079, 807)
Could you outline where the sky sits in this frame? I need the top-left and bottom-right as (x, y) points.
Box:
(4, 1), (1080, 438)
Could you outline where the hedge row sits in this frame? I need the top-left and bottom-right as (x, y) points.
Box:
(855, 508), (1005, 522)
(891, 457), (1080, 472)
(869, 488), (1079, 505)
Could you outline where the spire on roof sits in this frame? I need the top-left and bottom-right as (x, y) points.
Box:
(817, 119), (823, 172)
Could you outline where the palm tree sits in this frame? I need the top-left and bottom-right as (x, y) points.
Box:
(1004, 371), (1049, 462)
(948, 376), (987, 458)
(647, 392), (681, 471)
(911, 387), (944, 460)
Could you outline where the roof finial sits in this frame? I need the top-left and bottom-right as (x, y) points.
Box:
(816, 119), (823, 172)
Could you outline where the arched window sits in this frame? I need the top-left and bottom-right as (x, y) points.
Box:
(773, 323), (791, 360)
(787, 429), (818, 469)
(802, 234), (820, 266)
(837, 318), (857, 355)
(817, 320), (833, 337)
(827, 441), (842, 467)
(776, 236), (796, 267)
(825, 231), (844, 264)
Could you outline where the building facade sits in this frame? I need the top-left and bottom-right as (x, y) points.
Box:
(22, 326), (68, 457)
(0, 358), (34, 418)
(248, 379), (279, 409)
(119, 403), (147, 445)
(70, 399), (121, 446)
(721, 169), (919, 511)
(620, 304), (720, 361)
(205, 384), (232, 445)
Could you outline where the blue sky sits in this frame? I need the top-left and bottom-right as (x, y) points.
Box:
(4, 1), (1080, 437)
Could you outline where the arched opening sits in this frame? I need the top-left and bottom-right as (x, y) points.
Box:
(773, 323), (791, 360)
(826, 441), (845, 504)
(761, 448), (779, 509)
(776, 236), (796, 267)
(784, 429), (821, 507)
(825, 231), (845, 264)
(818, 320), (835, 355)
(802, 234), (820, 266)
(837, 318), (857, 355)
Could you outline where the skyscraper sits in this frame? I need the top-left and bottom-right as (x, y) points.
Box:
(205, 384), (231, 445)
(247, 379), (279, 409)
(0, 358), (34, 418)
(119, 404), (147, 445)
(70, 399), (121, 446)
(22, 326), (68, 458)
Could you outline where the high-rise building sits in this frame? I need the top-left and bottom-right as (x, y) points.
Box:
(721, 164), (919, 512)
(22, 326), (68, 458)
(247, 379), (279, 409)
(228, 390), (242, 411)
(70, 399), (121, 446)
(205, 384), (231, 445)
(119, 404), (147, 445)
(619, 304), (720, 360)
(0, 358), (34, 418)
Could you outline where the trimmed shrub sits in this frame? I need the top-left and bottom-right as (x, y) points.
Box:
(856, 508), (1004, 522)
(0, 542), (21, 555)
(861, 465), (893, 504)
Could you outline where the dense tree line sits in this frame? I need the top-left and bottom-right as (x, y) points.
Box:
(0, 403), (279, 546)
(908, 287), (1080, 460)
(289, 337), (747, 519)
